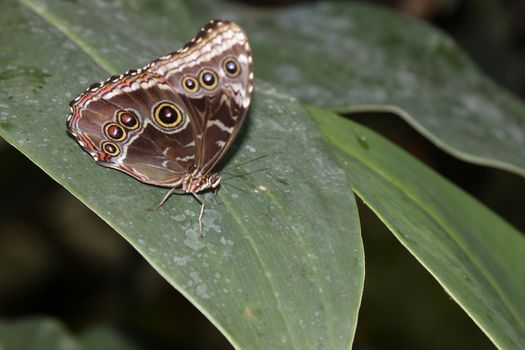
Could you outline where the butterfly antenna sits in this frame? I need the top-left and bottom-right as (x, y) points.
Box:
(221, 168), (270, 182)
(220, 171), (248, 178)
(226, 153), (274, 170)
(221, 182), (249, 194)
(222, 153), (274, 180)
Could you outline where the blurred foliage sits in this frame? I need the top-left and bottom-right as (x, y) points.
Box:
(1, 0), (525, 349)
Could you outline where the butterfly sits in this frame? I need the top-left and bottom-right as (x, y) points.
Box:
(66, 20), (254, 231)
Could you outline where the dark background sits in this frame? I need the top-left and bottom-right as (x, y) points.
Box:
(1, 0), (524, 349)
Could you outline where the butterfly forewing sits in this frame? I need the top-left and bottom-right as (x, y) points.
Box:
(147, 20), (253, 175)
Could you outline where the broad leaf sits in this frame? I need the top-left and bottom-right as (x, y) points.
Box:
(0, 1), (363, 349)
(187, 0), (525, 177)
(310, 106), (525, 350)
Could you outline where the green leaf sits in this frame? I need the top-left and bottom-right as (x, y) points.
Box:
(0, 1), (363, 349)
(0, 318), (82, 350)
(310, 106), (525, 349)
(0, 319), (142, 350)
(79, 325), (143, 350)
(187, 0), (525, 177)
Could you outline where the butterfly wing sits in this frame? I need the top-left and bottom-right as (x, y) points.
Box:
(147, 20), (253, 176)
(67, 20), (253, 187)
(67, 71), (199, 187)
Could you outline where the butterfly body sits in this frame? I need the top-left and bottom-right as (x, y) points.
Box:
(67, 20), (253, 230)
(181, 171), (221, 193)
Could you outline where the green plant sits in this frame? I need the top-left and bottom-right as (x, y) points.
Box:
(1, 0), (524, 349)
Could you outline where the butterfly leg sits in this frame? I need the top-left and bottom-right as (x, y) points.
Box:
(149, 187), (184, 211)
(212, 185), (222, 206)
(191, 193), (206, 236)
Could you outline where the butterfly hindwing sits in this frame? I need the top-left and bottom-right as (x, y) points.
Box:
(67, 71), (197, 186)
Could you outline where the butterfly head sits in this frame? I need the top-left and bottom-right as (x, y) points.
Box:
(182, 172), (221, 193)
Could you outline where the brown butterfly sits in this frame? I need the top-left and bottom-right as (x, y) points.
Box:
(66, 20), (254, 231)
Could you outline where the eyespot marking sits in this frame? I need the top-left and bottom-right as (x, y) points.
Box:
(102, 141), (120, 157)
(117, 110), (139, 130)
(104, 123), (126, 141)
(223, 57), (240, 77)
(182, 76), (199, 93)
(199, 69), (218, 90)
(153, 102), (184, 128)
